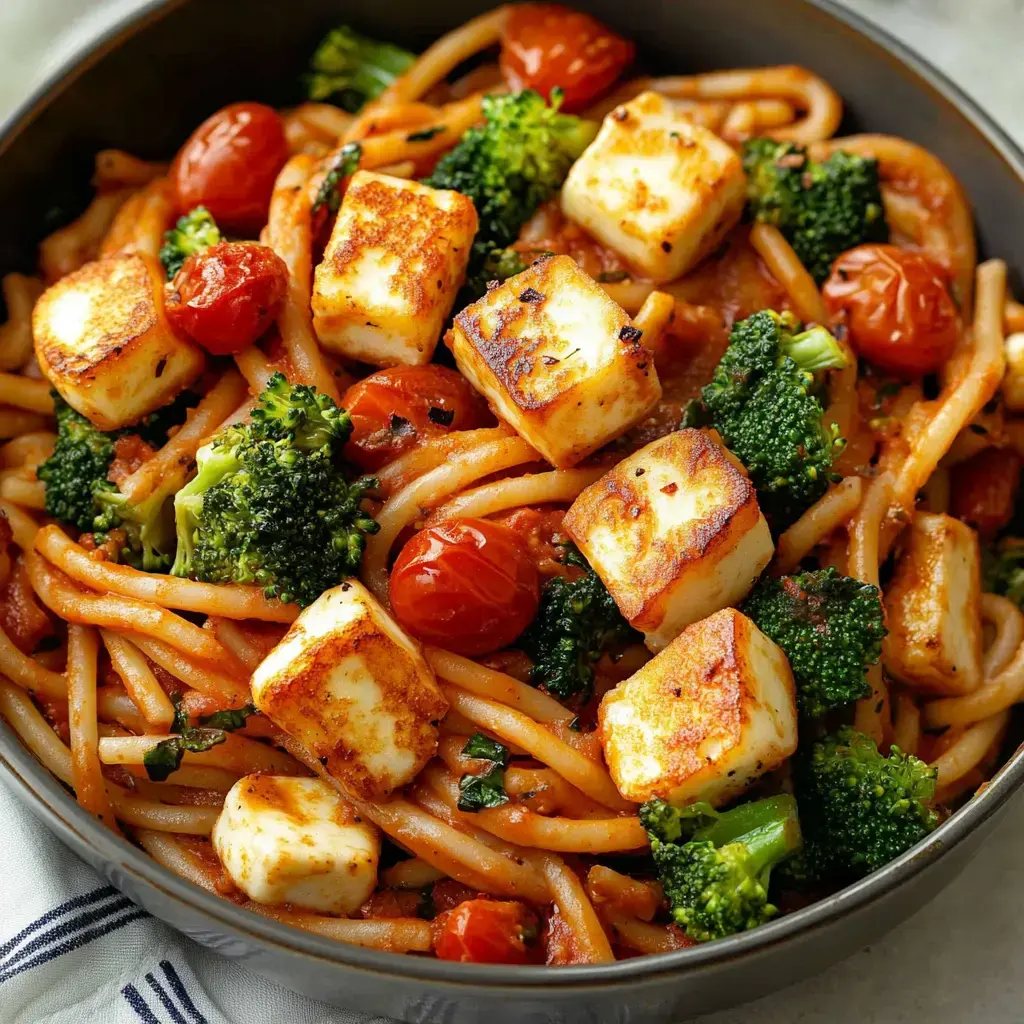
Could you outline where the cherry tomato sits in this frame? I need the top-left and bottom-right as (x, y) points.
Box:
(341, 366), (492, 472)
(172, 102), (289, 234)
(166, 241), (288, 355)
(492, 506), (576, 579)
(950, 448), (1022, 538)
(434, 899), (539, 964)
(822, 244), (959, 376)
(500, 4), (634, 113)
(389, 518), (540, 656)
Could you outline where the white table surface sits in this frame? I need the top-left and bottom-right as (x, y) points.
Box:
(2, 1), (1024, 1021)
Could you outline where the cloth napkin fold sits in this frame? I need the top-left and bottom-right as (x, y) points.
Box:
(0, 776), (390, 1024)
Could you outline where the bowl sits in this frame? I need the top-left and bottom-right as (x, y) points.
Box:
(2, 1), (1023, 1021)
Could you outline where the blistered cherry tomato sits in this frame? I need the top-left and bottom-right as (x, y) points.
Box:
(341, 366), (492, 472)
(434, 899), (539, 964)
(950, 448), (1022, 538)
(500, 4), (634, 113)
(172, 102), (289, 234)
(822, 244), (959, 375)
(166, 241), (287, 355)
(389, 518), (540, 656)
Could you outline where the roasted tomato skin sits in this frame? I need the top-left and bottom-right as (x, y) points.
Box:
(341, 366), (492, 472)
(434, 899), (539, 964)
(822, 244), (959, 376)
(950, 448), (1022, 538)
(389, 518), (540, 656)
(172, 102), (289, 234)
(166, 241), (288, 355)
(499, 4), (634, 113)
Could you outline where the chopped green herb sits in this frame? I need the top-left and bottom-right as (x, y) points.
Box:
(407, 126), (444, 143)
(458, 732), (510, 811)
(312, 142), (363, 217)
(199, 703), (259, 730)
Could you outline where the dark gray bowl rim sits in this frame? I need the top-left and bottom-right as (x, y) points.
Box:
(2, 0), (1024, 992)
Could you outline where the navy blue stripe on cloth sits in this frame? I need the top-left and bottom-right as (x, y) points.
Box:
(123, 982), (162, 1024)
(160, 960), (209, 1024)
(146, 971), (188, 1024)
(0, 908), (148, 984)
(0, 885), (118, 959)
(0, 895), (134, 971)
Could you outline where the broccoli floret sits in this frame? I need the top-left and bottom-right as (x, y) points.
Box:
(983, 537), (1024, 607)
(787, 727), (938, 885)
(742, 567), (886, 719)
(424, 90), (597, 293)
(36, 394), (187, 570)
(37, 396), (117, 532)
(640, 795), (802, 942)
(171, 373), (379, 606)
(159, 207), (221, 279)
(480, 247), (528, 284)
(688, 309), (849, 530)
(519, 546), (639, 704)
(305, 26), (416, 112)
(743, 138), (887, 284)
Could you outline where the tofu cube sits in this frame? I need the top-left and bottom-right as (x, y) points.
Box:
(561, 91), (746, 283)
(312, 171), (478, 367)
(213, 775), (378, 914)
(599, 608), (798, 806)
(32, 252), (205, 430)
(251, 580), (448, 799)
(563, 429), (773, 650)
(448, 254), (661, 467)
(884, 512), (984, 696)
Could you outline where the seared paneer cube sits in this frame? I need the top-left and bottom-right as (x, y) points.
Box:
(250, 580), (448, 799)
(448, 254), (661, 467)
(599, 608), (798, 806)
(561, 91), (746, 283)
(32, 252), (205, 430)
(312, 170), (478, 367)
(884, 512), (984, 696)
(212, 775), (378, 914)
(563, 429), (773, 650)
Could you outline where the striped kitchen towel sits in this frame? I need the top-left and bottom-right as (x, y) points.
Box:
(0, 775), (389, 1024)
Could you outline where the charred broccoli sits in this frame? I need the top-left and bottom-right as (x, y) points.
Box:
(171, 373), (378, 606)
(786, 727), (939, 885)
(743, 138), (887, 283)
(640, 795), (803, 942)
(305, 25), (416, 112)
(742, 567), (887, 719)
(519, 546), (639, 704)
(687, 309), (849, 530)
(424, 90), (597, 292)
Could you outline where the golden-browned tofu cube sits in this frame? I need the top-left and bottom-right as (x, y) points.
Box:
(561, 91), (746, 283)
(32, 252), (205, 430)
(448, 254), (661, 467)
(312, 170), (478, 367)
(213, 775), (379, 915)
(250, 580), (448, 800)
(599, 608), (798, 806)
(884, 512), (983, 696)
(563, 429), (773, 650)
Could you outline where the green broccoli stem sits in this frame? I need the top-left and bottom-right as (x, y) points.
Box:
(170, 445), (241, 578)
(779, 325), (851, 374)
(696, 794), (800, 851)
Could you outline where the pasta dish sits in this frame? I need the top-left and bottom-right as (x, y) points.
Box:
(1, 2), (1022, 966)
